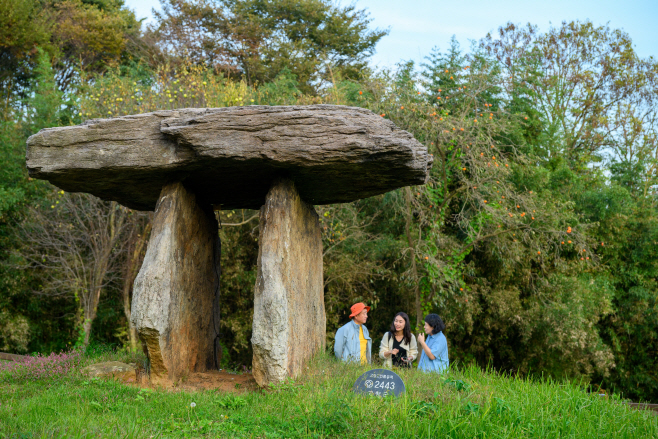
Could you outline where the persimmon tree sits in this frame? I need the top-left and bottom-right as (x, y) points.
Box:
(357, 50), (591, 326)
(320, 41), (617, 379)
(481, 20), (658, 392)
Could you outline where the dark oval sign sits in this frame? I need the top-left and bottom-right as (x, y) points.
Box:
(353, 368), (406, 397)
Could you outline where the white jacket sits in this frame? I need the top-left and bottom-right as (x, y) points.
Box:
(379, 332), (418, 368)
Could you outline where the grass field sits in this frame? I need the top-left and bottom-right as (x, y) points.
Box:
(1, 350), (656, 438)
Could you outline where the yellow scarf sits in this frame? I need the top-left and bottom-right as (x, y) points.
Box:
(359, 325), (368, 364)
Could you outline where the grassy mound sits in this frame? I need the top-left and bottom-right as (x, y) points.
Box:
(1, 352), (656, 438)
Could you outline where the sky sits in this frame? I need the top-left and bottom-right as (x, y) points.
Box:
(125, 0), (658, 69)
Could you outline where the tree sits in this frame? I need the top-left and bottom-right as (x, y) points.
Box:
(481, 20), (658, 398)
(50, 0), (143, 90)
(0, 0), (52, 113)
(0, 0), (142, 105)
(16, 192), (131, 347)
(149, 0), (388, 93)
(482, 21), (658, 164)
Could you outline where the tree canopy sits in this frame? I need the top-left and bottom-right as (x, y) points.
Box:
(149, 0), (388, 93)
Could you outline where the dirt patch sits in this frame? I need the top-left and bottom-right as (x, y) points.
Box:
(124, 368), (259, 394)
(177, 370), (258, 393)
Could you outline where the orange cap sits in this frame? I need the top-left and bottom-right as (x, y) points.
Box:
(349, 302), (370, 318)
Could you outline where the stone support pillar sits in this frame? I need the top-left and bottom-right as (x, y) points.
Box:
(251, 179), (325, 386)
(131, 182), (219, 382)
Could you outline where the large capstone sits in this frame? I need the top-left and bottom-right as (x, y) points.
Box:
(26, 105), (432, 211)
(131, 182), (219, 382)
(252, 179), (325, 386)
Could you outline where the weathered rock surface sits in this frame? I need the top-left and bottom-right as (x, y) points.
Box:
(251, 179), (325, 386)
(26, 105), (432, 211)
(131, 182), (219, 381)
(82, 361), (136, 380)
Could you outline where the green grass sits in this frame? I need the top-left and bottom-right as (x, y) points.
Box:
(1, 353), (656, 438)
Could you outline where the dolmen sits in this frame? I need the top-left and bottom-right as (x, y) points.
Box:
(26, 105), (432, 386)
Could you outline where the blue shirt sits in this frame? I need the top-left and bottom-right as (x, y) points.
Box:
(417, 332), (449, 373)
(334, 320), (372, 363)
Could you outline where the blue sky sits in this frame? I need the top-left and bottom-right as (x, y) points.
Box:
(125, 0), (657, 68)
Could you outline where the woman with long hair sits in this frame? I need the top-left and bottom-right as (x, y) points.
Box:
(379, 312), (418, 368)
(417, 313), (449, 373)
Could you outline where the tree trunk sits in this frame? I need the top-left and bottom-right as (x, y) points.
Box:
(404, 187), (422, 329)
(82, 318), (93, 347)
(82, 284), (103, 347)
(122, 221), (151, 352)
(80, 202), (125, 347)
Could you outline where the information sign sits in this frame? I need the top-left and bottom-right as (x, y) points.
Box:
(353, 368), (405, 397)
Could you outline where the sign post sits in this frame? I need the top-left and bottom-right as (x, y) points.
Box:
(353, 368), (406, 397)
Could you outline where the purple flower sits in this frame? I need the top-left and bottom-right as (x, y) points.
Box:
(0, 349), (83, 381)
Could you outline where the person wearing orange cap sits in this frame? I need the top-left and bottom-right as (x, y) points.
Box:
(333, 302), (371, 364)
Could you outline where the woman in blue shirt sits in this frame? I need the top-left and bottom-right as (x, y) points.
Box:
(417, 313), (449, 373)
